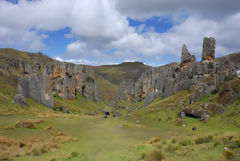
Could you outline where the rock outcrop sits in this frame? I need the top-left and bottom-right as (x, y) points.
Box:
(118, 37), (240, 106)
(202, 37), (216, 61)
(13, 94), (29, 106)
(181, 44), (196, 66)
(12, 52), (100, 108)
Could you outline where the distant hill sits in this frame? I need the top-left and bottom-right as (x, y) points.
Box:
(90, 62), (151, 100)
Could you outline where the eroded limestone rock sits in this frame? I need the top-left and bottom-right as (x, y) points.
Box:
(202, 37), (216, 61)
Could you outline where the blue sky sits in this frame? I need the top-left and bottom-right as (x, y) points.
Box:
(0, 0), (240, 66)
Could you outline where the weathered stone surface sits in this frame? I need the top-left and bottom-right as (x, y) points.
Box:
(202, 37), (216, 61)
(181, 107), (207, 118)
(13, 51), (100, 109)
(181, 44), (196, 64)
(17, 77), (29, 97)
(218, 78), (240, 105)
(205, 103), (225, 114)
(118, 38), (240, 106)
(13, 94), (29, 106)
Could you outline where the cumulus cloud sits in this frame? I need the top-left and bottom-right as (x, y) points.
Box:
(0, 0), (128, 50)
(0, 0), (240, 66)
(110, 13), (240, 60)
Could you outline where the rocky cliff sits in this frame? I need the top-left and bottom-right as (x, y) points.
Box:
(118, 37), (240, 106)
(0, 49), (99, 108)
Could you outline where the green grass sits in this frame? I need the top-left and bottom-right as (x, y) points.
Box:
(0, 51), (240, 161)
(1, 103), (239, 161)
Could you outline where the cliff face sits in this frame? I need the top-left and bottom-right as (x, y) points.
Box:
(1, 49), (99, 108)
(118, 37), (240, 106)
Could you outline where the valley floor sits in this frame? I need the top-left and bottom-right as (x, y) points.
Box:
(0, 103), (240, 161)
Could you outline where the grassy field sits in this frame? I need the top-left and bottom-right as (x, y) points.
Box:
(0, 90), (240, 161)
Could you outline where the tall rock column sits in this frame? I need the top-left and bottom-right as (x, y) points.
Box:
(202, 37), (216, 61)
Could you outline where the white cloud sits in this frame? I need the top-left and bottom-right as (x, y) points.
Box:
(110, 13), (240, 60)
(0, 0), (240, 65)
(0, 0), (128, 50)
(54, 56), (118, 66)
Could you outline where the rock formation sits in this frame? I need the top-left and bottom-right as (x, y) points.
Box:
(180, 44), (196, 70)
(14, 52), (100, 108)
(181, 44), (196, 64)
(202, 37), (216, 61)
(118, 37), (240, 106)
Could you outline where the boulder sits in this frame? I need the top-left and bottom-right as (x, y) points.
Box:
(101, 109), (110, 115)
(202, 37), (216, 61)
(200, 114), (210, 123)
(13, 94), (29, 106)
(205, 103), (225, 114)
(113, 111), (122, 117)
(181, 107), (207, 118)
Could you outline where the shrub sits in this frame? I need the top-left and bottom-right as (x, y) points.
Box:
(195, 135), (213, 144)
(213, 141), (221, 147)
(141, 153), (146, 159)
(165, 144), (179, 153)
(171, 138), (177, 144)
(86, 76), (94, 83)
(224, 149), (234, 160)
(179, 140), (192, 146)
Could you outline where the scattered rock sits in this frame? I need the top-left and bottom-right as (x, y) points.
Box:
(15, 119), (44, 129)
(102, 115), (108, 119)
(200, 114), (210, 123)
(101, 109), (110, 115)
(126, 113), (131, 118)
(175, 118), (186, 126)
(13, 94), (29, 106)
(136, 120), (140, 124)
(113, 111), (122, 117)
(58, 106), (69, 113)
(178, 111), (186, 119)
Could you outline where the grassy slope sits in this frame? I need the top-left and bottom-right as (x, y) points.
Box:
(91, 62), (150, 100)
(0, 48), (240, 161)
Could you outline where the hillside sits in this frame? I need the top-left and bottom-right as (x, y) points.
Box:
(0, 46), (240, 161)
(91, 62), (150, 100)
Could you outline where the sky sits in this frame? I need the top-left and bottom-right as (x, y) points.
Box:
(0, 0), (240, 66)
